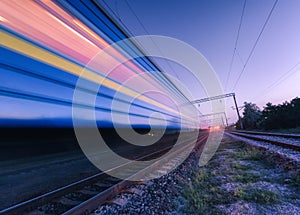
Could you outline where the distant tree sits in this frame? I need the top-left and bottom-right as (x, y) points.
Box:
(241, 102), (262, 129)
(261, 97), (300, 130)
(290, 97), (300, 127)
(236, 97), (300, 131)
(261, 102), (278, 129)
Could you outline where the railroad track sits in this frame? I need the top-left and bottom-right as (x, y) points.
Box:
(0, 132), (208, 215)
(226, 130), (300, 152)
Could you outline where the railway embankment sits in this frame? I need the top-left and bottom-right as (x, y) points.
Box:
(95, 135), (299, 214)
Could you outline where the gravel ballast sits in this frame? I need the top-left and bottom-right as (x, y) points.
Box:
(94, 134), (300, 214)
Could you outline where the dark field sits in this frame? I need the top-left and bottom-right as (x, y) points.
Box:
(0, 127), (182, 161)
(0, 126), (184, 209)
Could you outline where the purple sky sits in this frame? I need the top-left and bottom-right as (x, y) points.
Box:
(1, 0), (299, 127)
(101, 0), (300, 124)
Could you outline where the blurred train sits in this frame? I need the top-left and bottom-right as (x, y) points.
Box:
(0, 0), (197, 129)
(0, 1), (203, 160)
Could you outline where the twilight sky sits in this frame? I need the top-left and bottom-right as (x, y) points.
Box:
(101, 0), (300, 124)
(1, 0), (299, 127)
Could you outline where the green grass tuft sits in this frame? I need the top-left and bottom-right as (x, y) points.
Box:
(233, 147), (265, 161)
(231, 172), (260, 183)
(234, 187), (280, 204)
(182, 169), (235, 214)
(290, 173), (300, 188)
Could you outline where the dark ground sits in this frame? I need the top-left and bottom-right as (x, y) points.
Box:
(0, 126), (184, 210)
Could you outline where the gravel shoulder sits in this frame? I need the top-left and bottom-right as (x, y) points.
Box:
(180, 135), (300, 214)
(95, 134), (300, 214)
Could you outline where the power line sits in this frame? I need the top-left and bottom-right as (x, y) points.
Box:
(100, 0), (190, 103)
(124, 0), (150, 36)
(232, 0), (279, 91)
(124, 0), (182, 81)
(252, 60), (300, 102)
(101, 0), (135, 36)
(225, 0), (247, 91)
(236, 50), (245, 66)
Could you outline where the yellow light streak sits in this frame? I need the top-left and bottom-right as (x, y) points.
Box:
(1, 30), (197, 122)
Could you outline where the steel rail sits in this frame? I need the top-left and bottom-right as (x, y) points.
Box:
(227, 130), (300, 152)
(0, 131), (208, 215)
(63, 134), (208, 215)
(228, 130), (300, 139)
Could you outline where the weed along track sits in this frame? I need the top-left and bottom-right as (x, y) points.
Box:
(180, 135), (300, 214)
(86, 134), (300, 214)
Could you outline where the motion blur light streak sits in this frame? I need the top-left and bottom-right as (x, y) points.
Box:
(1, 0), (172, 93)
(0, 30), (193, 124)
(1, 0), (188, 102)
(0, 0), (197, 127)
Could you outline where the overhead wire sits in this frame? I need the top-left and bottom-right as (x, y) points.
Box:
(100, 0), (190, 104)
(252, 60), (300, 102)
(236, 50), (245, 66)
(123, 0), (190, 101)
(225, 0), (247, 91)
(231, 0), (279, 91)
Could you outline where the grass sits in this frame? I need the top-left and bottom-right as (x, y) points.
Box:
(182, 169), (234, 214)
(233, 187), (280, 204)
(290, 173), (300, 188)
(233, 147), (265, 161)
(231, 172), (260, 183)
(180, 140), (288, 214)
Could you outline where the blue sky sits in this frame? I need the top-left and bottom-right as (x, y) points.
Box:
(0, 0), (198, 128)
(1, 0), (299, 127)
(101, 0), (300, 124)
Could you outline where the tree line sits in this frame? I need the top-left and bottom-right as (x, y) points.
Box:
(236, 97), (300, 130)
